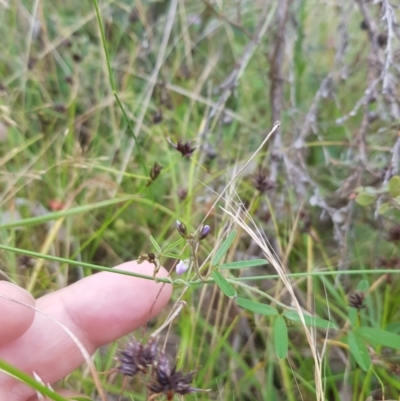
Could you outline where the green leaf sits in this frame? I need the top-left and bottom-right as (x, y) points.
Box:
(358, 327), (400, 349)
(163, 237), (184, 253)
(283, 310), (337, 330)
(348, 307), (358, 329)
(236, 297), (278, 316)
(377, 202), (391, 215)
(212, 271), (237, 298)
(274, 315), (288, 359)
(355, 192), (376, 206)
(385, 322), (400, 334)
(356, 280), (369, 292)
(212, 231), (237, 266)
(388, 175), (400, 197)
(161, 252), (189, 259)
(218, 259), (268, 269)
(348, 331), (371, 371)
(149, 236), (162, 253)
(363, 186), (377, 194)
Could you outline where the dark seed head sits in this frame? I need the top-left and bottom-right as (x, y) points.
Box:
(348, 291), (366, 310)
(178, 64), (191, 80)
(177, 188), (187, 201)
(147, 162), (163, 186)
(18, 255), (34, 269)
(117, 338), (159, 377)
(153, 109), (163, 124)
(142, 337), (158, 367)
(167, 137), (197, 158)
(360, 20), (369, 31)
(387, 226), (400, 242)
(62, 39), (72, 47)
(53, 104), (66, 113)
(129, 8), (139, 23)
(151, 162), (163, 179)
(154, 353), (171, 384)
(117, 340), (141, 376)
(72, 53), (82, 62)
(378, 257), (400, 269)
(377, 33), (388, 48)
(149, 353), (203, 399)
(28, 57), (37, 70)
(252, 169), (275, 193)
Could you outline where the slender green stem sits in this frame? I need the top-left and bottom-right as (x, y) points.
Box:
(0, 244), (171, 284)
(227, 269), (400, 280)
(1, 243), (399, 288)
(91, 0), (147, 176)
(190, 240), (205, 281)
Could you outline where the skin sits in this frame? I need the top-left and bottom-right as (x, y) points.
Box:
(0, 261), (172, 401)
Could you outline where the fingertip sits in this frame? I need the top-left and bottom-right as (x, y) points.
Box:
(53, 260), (172, 347)
(0, 281), (35, 346)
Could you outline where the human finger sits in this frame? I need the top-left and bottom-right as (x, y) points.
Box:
(0, 281), (35, 346)
(0, 261), (172, 401)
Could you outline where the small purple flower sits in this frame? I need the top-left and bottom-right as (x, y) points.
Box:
(176, 220), (187, 238)
(198, 225), (211, 241)
(176, 260), (189, 275)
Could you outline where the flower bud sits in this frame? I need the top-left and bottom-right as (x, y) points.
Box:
(198, 225), (211, 241)
(176, 220), (187, 238)
(176, 259), (189, 275)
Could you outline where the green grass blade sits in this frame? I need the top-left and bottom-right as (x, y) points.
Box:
(348, 331), (371, 371)
(0, 359), (69, 401)
(212, 230), (237, 266)
(0, 196), (136, 229)
(218, 259), (268, 269)
(90, 0), (148, 177)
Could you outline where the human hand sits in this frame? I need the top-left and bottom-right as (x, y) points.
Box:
(0, 261), (172, 401)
